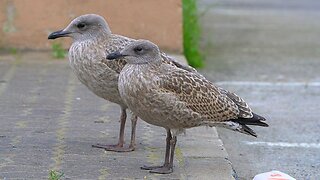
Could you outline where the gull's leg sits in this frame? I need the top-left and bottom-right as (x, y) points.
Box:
(149, 134), (176, 174)
(168, 135), (177, 168)
(164, 129), (172, 166)
(141, 129), (173, 174)
(128, 114), (138, 150)
(92, 107), (134, 152)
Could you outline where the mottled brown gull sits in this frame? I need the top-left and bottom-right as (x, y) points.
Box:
(107, 40), (268, 174)
(47, 14), (197, 152)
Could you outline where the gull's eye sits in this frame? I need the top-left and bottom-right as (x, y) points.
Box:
(134, 47), (143, 53)
(77, 23), (86, 29)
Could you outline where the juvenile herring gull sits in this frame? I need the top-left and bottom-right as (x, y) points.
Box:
(47, 14), (197, 152)
(107, 40), (268, 174)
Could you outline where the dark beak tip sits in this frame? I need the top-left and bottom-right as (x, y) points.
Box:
(48, 30), (69, 40)
(106, 55), (112, 60)
(47, 35), (55, 40)
(106, 52), (122, 60)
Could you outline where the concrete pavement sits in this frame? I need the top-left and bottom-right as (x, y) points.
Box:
(0, 52), (234, 179)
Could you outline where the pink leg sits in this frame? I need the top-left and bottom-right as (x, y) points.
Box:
(128, 114), (138, 150)
(92, 108), (134, 152)
(141, 129), (174, 174)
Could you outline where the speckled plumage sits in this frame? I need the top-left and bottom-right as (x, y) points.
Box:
(116, 40), (268, 136)
(109, 40), (268, 174)
(69, 34), (133, 106)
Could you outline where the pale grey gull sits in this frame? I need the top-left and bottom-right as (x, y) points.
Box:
(47, 14), (198, 152)
(107, 40), (268, 174)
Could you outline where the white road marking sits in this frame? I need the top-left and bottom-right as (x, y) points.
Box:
(244, 141), (320, 148)
(216, 81), (320, 87)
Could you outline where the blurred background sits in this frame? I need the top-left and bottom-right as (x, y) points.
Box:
(198, 0), (320, 180)
(0, 0), (183, 52)
(0, 0), (319, 179)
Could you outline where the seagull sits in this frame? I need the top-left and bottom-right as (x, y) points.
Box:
(107, 40), (268, 174)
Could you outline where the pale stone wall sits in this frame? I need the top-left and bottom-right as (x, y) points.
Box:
(0, 0), (182, 52)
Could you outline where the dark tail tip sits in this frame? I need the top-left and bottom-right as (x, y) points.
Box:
(242, 125), (258, 137)
(232, 113), (269, 127)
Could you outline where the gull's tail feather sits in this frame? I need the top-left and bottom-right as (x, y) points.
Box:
(232, 113), (268, 127)
(221, 113), (268, 137)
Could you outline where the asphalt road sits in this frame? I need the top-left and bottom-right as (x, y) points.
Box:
(198, 0), (320, 179)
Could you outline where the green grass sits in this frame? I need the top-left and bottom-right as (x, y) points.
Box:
(9, 47), (18, 55)
(183, 0), (204, 68)
(48, 170), (64, 180)
(0, 47), (19, 55)
(51, 43), (67, 59)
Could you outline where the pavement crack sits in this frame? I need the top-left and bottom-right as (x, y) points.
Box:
(51, 72), (76, 171)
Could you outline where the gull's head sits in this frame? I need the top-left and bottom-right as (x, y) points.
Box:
(106, 40), (161, 64)
(48, 14), (111, 42)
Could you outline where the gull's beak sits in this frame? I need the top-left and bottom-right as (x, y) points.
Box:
(106, 51), (126, 60)
(48, 30), (72, 39)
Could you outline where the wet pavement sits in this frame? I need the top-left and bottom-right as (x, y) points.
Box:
(198, 0), (320, 179)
